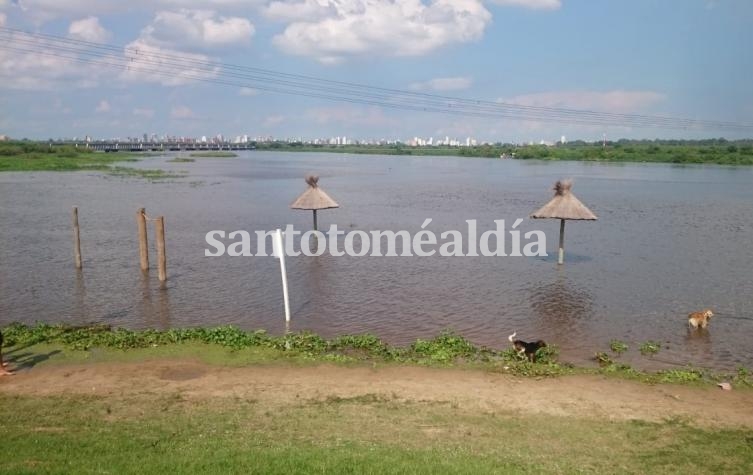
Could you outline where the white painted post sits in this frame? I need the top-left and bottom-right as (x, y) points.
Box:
(558, 219), (566, 265)
(274, 229), (291, 323)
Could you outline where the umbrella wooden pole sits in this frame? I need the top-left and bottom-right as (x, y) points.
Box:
(312, 209), (318, 231)
(558, 219), (565, 265)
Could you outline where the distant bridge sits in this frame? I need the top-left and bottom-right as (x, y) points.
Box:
(50, 141), (256, 153)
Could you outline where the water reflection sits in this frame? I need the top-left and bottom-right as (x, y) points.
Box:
(72, 269), (87, 322)
(528, 272), (594, 332)
(138, 274), (172, 329)
(685, 327), (713, 361)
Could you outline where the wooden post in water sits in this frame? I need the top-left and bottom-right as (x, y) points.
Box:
(155, 216), (167, 282)
(137, 208), (149, 271)
(312, 209), (318, 231)
(72, 206), (82, 269)
(558, 219), (566, 265)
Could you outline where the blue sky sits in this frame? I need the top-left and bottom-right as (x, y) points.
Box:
(1, 0), (752, 142)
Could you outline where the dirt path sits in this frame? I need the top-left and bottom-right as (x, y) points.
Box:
(2, 360), (752, 428)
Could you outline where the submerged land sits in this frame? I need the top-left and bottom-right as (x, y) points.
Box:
(1, 325), (752, 473)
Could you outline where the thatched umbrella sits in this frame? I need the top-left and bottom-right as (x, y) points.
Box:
(290, 175), (339, 231)
(530, 180), (597, 264)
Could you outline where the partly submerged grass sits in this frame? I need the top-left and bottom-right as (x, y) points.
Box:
(0, 142), (179, 179)
(189, 151), (237, 158)
(107, 166), (185, 180)
(167, 157), (196, 163)
(1, 389), (752, 474)
(3, 324), (752, 387)
(0, 149), (138, 171)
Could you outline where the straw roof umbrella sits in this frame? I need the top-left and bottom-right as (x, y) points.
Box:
(530, 180), (597, 265)
(290, 175), (339, 231)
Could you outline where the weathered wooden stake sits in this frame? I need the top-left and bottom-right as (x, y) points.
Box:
(312, 209), (318, 231)
(72, 206), (82, 269)
(155, 216), (167, 282)
(137, 208), (149, 271)
(558, 219), (566, 265)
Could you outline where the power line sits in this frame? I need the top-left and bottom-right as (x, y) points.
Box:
(1, 27), (751, 132)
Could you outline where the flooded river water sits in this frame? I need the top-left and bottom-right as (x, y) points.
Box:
(1, 151), (751, 370)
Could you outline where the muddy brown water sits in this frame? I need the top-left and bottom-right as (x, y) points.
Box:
(1, 152), (751, 371)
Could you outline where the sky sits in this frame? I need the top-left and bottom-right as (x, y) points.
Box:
(0, 0), (752, 143)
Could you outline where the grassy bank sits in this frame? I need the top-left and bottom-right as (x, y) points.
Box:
(256, 139), (753, 165)
(3, 323), (752, 386)
(0, 142), (139, 171)
(4, 324), (753, 473)
(2, 389), (752, 474)
(0, 142), (186, 180)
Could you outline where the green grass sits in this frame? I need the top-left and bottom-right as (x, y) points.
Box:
(255, 139), (753, 165)
(0, 142), (180, 179)
(0, 144), (138, 172)
(3, 326), (753, 472)
(188, 151), (237, 158)
(108, 166), (185, 180)
(4, 324), (753, 387)
(1, 390), (752, 474)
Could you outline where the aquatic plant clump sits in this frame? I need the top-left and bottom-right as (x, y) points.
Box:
(3, 324), (752, 386)
(1, 323), (541, 369)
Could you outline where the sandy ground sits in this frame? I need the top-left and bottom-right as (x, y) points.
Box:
(2, 360), (752, 428)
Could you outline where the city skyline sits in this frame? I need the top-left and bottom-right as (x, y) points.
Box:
(1, 1), (752, 141)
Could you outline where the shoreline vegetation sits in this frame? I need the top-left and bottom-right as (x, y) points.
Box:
(3, 324), (753, 473)
(3, 323), (751, 386)
(255, 138), (753, 165)
(0, 141), (184, 179)
(0, 141), (139, 172)
(188, 151), (238, 158)
(3, 139), (753, 171)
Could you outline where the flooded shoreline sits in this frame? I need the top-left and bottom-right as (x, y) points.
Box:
(1, 151), (752, 371)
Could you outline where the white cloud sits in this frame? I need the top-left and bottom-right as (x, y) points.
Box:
(501, 90), (666, 113)
(13, 1), (265, 23)
(263, 0), (335, 21)
(116, 9), (251, 86)
(68, 16), (111, 43)
(139, 9), (254, 49)
(272, 0), (492, 63)
(410, 76), (473, 91)
(171, 105), (196, 119)
(488, 0), (561, 10)
(239, 87), (259, 96)
(0, 30), (104, 90)
(95, 99), (110, 112)
(133, 107), (155, 118)
(122, 39), (220, 86)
